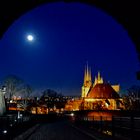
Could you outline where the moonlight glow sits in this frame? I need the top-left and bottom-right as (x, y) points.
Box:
(27, 35), (34, 41)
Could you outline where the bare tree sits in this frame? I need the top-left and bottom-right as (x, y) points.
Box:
(22, 84), (33, 98)
(40, 89), (66, 109)
(3, 75), (24, 99)
(127, 85), (140, 99)
(122, 85), (140, 110)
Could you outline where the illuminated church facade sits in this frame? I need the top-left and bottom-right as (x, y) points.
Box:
(81, 64), (122, 110)
(65, 64), (123, 111)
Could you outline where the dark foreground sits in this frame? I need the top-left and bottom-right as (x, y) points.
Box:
(20, 121), (94, 140)
(1, 113), (95, 140)
(1, 110), (140, 140)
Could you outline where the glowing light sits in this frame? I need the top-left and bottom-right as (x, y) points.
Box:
(3, 130), (7, 134)
(27, 35), (34, 41)
(10, 124), (13, 127)
(70, 113), (74, 116)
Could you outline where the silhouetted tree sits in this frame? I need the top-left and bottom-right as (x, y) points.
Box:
(122, 95), (132, 110)
(40, 89), (66, 109)
(3, 75), (24, 99)
(3, 75), (33, 99)
(127, 85), (140, 99)
(22, 84), (33, 98)
(122, 85), (140, 110)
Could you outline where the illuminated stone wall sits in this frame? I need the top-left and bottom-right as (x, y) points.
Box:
(0, 88), (6, 115)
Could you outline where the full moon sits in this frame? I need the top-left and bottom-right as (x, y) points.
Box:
(27, 35), (34, 41)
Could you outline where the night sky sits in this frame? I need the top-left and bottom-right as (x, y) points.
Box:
(0, 2), (140, 96)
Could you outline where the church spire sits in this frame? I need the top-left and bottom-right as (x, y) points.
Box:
(98, 71), (101, 81)
(89, 67), (92, 82)
(83, 62), (92, 87)
(82, 63), (92, 97)
(93, 71), (103, 86)
(86, 62), (89, 81)
(84, 66), (87, 84)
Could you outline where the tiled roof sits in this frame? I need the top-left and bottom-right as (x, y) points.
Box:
(87, 83), (120, 99)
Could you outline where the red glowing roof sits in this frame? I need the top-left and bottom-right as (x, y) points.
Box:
(87, 83), (120, 99)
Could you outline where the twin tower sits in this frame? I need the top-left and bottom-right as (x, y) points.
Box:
(81, 64), (120, 98)
(81, 64), (103, 98)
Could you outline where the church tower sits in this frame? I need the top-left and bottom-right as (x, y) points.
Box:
(81, 63), (92, 97)
(93, 71), (103, 86)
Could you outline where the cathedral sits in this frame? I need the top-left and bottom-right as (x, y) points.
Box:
(65, 64), (123, 111)
(81, 64), (123, 110)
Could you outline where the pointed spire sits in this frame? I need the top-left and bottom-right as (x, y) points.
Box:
(86, 61), (89, 81)
(94, 76), (97, 86)
(84, 65), (87, 84)
(83, 62), (92, 86)
(97, 71), (103, 84)
(101, 77), (103, 83)
(89, 67), (92, 82)
(98, 71), (101, 80)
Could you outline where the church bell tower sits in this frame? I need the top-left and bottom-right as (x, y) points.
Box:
(81, 63), (92, 97)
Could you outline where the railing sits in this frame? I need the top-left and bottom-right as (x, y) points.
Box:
(0, 113), (32, 139)
(112, 116), (140, 140)
(73, 115), (140, 140)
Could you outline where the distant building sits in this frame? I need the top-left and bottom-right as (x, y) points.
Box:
(81, 64), (123, 110)
(65, 64), (124, 111)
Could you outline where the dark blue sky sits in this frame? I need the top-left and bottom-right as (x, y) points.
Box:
(0, 2), (140, 96)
